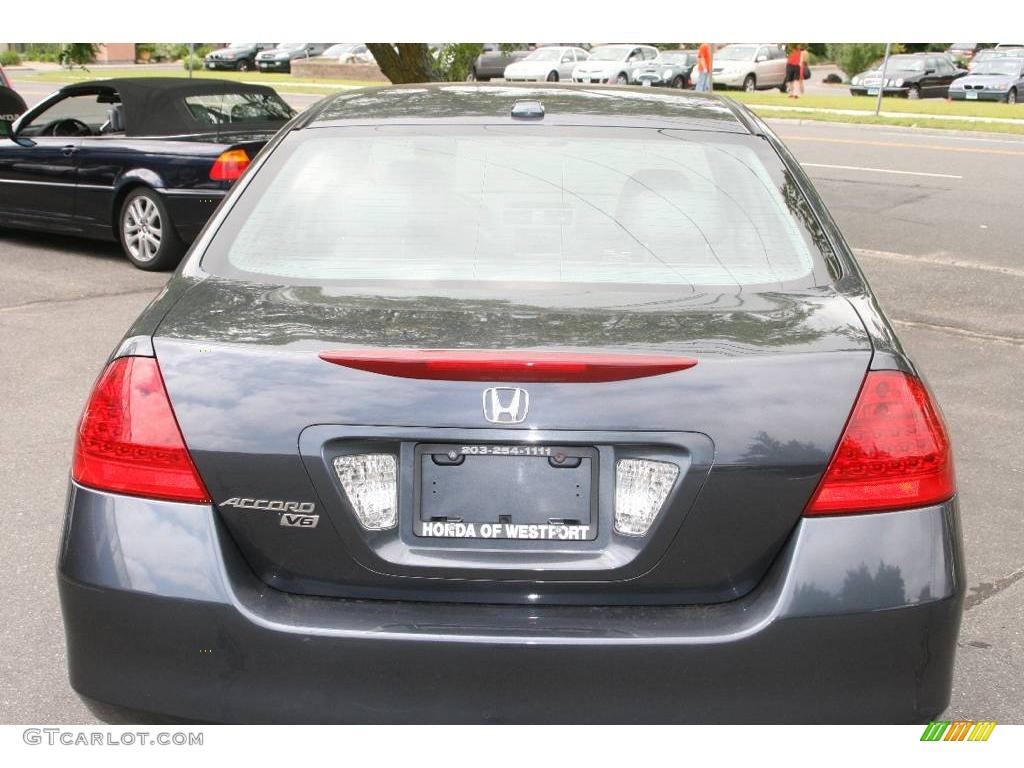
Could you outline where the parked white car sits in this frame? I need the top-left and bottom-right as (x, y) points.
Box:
(572, 44), (659, 85)
(712, 44), (788, 91)
(318, 43), (375, 65)
(504, 46), (591, 82)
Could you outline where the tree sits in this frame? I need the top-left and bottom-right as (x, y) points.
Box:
(826, 43), (890, 79)
(434, 43), (485, 81)
(365, 43), (437, 83)
(368, 43), (519, 84)
(59, 43), (99, 70)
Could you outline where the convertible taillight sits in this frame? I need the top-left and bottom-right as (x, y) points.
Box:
(804, 371), (955, 516)
(210, 148), (251, 181)
(72, 356), (210, 503)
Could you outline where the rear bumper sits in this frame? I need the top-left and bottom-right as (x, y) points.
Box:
(58, 483), (964, 723)
(157, 189), (226, 243)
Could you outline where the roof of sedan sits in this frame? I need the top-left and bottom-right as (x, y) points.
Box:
(304, 83), (754, 134)
(58, 78), (286, 137)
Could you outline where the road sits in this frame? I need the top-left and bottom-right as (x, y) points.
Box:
(0, 116), (1021, 724)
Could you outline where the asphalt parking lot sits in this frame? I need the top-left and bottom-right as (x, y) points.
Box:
(0, 106), (1021, 722)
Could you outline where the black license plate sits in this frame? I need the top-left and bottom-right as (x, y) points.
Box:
(415, 444), (598, 540)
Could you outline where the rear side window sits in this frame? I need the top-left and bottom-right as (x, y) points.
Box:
(184, 93), (295, 126)
(203, 126), (832, 290)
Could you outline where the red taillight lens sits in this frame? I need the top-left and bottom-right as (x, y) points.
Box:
(209, 148), (250, 181)
(319, 349), (697, 383)
(805, 371), (954, 516)
(72, 357), (210, 503)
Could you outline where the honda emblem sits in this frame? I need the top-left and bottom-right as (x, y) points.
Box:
(482, 387), (530, 424)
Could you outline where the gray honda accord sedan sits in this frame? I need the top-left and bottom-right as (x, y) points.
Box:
(58, 84), (963, 724)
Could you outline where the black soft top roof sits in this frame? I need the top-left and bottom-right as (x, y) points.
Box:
(60, 78), (289, 137)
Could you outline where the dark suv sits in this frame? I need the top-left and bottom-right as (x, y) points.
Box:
(204, 43), (277, 72)
(256, 43), (333, 73)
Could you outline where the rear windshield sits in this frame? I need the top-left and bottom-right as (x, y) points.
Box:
(184, 93), (295, 125)
(201, 126), (834, 291)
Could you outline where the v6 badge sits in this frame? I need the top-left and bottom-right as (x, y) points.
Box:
(280, 513), (319, 528)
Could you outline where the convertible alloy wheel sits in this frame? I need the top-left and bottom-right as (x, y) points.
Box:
(119, 189), (184, 271)
(907, 85), (921, 99)
(615, 72), (629, 85)
(236, 60), (250, 72)
(743, 75), (756, 92)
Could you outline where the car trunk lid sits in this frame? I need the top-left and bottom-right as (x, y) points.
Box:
(153, 278), (871, 604)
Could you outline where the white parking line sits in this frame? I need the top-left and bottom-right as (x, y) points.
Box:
(802, 162), (962, 179)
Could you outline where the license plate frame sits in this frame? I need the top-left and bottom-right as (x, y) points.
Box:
(966, 91), (979, 100)
(414, 443), (599, 540)
(867, 87), (880, 95)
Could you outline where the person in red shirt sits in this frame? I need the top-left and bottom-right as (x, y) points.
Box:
(786, 44), (807, 98)
(696, 43), (713, 92)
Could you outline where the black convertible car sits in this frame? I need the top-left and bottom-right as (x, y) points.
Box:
(0, 78), (294, 269)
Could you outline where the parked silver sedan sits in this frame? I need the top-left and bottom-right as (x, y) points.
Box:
(504, 46), (591, 82)
(572, 44), (659, 85)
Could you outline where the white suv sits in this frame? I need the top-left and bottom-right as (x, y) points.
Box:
(712, 44), (788, 91)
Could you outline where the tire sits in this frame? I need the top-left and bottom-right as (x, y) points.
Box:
(118, 188), (185, 271)
(546, 70), (559, 82)
(467, 69), (477, 81)
(743, 74), (757, 92)
(670, 75), (684, 89)
(615, 72), (629, 86)
(907, 84), (921, 100)
(236, 59), (250, 72)
(1008, 88), (1018, 104)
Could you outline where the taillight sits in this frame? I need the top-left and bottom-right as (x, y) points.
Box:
(72, 357), (210, 503)
(805, 370), (954, 516)
(209, 148), (250, 181)
(319, 349), (697, 383)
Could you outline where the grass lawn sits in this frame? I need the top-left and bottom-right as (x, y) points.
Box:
(730, 91), (1024, 119)
(747, 107), (1024, 136)
(23, 66), (383, 93)
(727, 91), (1024, 136)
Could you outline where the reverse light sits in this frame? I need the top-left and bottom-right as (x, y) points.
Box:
(72, 357), (210, 503)
(319, 349), (697, 383)
(805, 371), (955, 516)
(209, 148), (251, 181)
(334, 454), (398, 530)
(614, 459), (679, 536)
